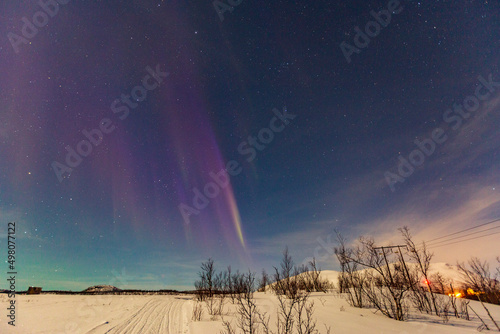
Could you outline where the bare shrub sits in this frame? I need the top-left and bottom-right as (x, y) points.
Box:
(225, 266), (234, 300)
(458, 257), (500, 304)
(336, 235), (410, 320)
(270, 247), (320, 334)
(458, 257), (500, 331)
(220, 320), (236, 334)
(195, 258), (216, 302)
(205, 294), (217, 316)
(235, 271), (259, 334)
(213, 271), (228, 316)
(256, 310), (271, 334)
(459, 299), (470, 320)
(192, 302), (203, 321)
(440, 300), (450, 324)
(194, 258), (226, 317)
(258, 269), (270, 292)
(399, 226), (439, 316)
(448, 282), (459, 318)
(299, 258), (333, 293)
(294, 298), (318, 334)
(271, 247), (300, 299)
(232, 271), (248, 299)
(334, 231), (366, 308)
(199, 249), (325, 334)
(272, 264), (300, 332)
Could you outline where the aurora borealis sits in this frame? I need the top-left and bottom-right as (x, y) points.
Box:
(0, 0), (499, 291)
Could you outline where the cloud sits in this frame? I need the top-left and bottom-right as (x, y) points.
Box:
(248, 165), (500, 272)
(357, 178), (500, 264)
(426, 93), (500, 176)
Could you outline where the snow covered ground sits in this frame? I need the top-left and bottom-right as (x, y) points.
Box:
(1, 290), (499, 333)
(2, 263), (498, 333)
(0, 294), (192, 334)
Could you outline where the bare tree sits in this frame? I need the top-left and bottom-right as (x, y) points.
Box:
(213, 271), (227, 316)
(234, 271), (259, 334)
(194, 258), (225, 317)
(458, 257), (500, 331)
(458, 257), (499, 304)
(195, 258), (216, 300)
(226, 266), (234, 301)
(399, 226), (439, 316)
(340, 236), (410, 320)
(334, 231), (366, 308)
(258, 269), (270, 292)
(271, 248), (300, 333)
(271, 247), (306, 299)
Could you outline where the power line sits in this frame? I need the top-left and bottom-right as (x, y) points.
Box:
(373, 245), (407, 250)
(427, 230), (500, 249)
(426, 225), (500, 247)
(425, 217), (500, 243)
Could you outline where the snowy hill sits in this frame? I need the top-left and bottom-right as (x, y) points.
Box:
(315, 262), (465, 287)
(82, 285), (122, 293)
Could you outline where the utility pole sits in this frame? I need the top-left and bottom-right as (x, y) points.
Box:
(373, 245), (409, 286)
(373, 244), (409, 320)
(396, 245), (412, 286)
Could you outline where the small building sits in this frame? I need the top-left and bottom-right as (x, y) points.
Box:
(27, 286), (42, 294)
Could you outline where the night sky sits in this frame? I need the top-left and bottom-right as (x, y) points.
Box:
(1, 0), (499, 291)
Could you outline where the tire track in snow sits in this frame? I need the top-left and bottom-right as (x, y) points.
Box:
(99, 296), (190, 334)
